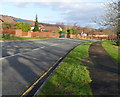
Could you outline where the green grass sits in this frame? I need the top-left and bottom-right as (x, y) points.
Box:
(36, 41), (95, 97)
(0, 37), (54, 41)
(102, 41), (120, 64)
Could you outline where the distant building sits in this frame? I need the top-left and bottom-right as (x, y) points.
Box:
(31, 26), (34, 32)
(43, 26), (59, 32)
(80, 31), (87, 36)
(59, 26), (63, 31)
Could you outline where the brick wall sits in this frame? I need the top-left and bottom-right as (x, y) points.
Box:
(14, 29), (60, 38)
(3, 28), (15, 37)
(69, 34), (108, 40)
(12, 29), (108, 40)
(31, 32), (60, 38)
(15, 29), (22, 37)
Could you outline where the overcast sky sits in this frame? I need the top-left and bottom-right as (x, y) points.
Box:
(0, 0), (112, 28)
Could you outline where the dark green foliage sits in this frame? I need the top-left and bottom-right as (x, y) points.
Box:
(2, 33), (11, 39)
(15, 22), (31, 32)
(116, 40), (120, 46)
(67, 29), (78, 35)
(33, 15), (40, 32)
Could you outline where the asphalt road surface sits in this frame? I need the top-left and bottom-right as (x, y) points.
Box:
(1, 38), (91, 96)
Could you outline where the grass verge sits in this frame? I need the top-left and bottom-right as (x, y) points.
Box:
(0, 37), (54, 41)
(102, 41), (120, 64)
(35, 41), (95, 96)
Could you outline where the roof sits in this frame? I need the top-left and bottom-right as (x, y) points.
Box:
(43, 26), (59, 31)
(13, 19), (33, 24)
(92, 32), (104, 35)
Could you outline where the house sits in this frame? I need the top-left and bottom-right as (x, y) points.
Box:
(43, 26), (59, 32)
(80, 31), (87, 36)
(30, 24), (45, 32)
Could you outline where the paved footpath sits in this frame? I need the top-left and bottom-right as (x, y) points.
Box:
(89, 42), (119, 96)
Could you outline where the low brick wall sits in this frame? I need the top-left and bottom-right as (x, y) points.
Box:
(31, 32), (60, 38)
(69, 34), (108, 40)
(13, 29), (108, 40)
(14, 29), (60, 38)
(15, 29), (22, 37)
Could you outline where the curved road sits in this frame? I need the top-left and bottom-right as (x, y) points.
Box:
(1, 38), (91, 96)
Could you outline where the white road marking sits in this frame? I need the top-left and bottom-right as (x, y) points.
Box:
(41, 46), (45, 48)
(51, 44), (58, 46)
(34, 48), (40, 50)
(0, 46), (46, 60)
(0, 53), (21, 60)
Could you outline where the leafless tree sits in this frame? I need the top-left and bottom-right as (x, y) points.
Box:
(55, 22), (66, 30)
(94, 0), (119, 39)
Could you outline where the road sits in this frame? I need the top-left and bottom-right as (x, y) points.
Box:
(1, 38), (91, 96)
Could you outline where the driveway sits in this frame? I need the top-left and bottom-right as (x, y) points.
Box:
(1, 38), (90, 96)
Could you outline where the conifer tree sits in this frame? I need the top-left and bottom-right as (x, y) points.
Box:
(33, 14), (40, 32)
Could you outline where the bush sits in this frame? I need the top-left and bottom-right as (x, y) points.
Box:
(111, 40), (120, 46)
(15, 22), (31, 32)
(2, 33), (11, 39)
(116, 40), (120, 46)
(67, 29), (78, 35)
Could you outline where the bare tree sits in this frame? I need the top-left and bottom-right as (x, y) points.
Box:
(94, 0), (119, 39)
(55, 22), (66, 30)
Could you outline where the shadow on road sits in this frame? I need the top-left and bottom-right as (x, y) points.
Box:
(2, 40), (75, 95)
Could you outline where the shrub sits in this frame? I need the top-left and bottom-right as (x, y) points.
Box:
(15, 22), (31, 32)
(116, 40), (120, 46)
(67, 29), (78, 35)
(2, 33), (11, 39)
(111, 40), (120, 46)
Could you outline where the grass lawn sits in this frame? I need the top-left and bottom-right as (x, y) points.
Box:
(0, 37), (54, 41)
(102, 41), (120, 64)
(35, 41), (95, 97)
